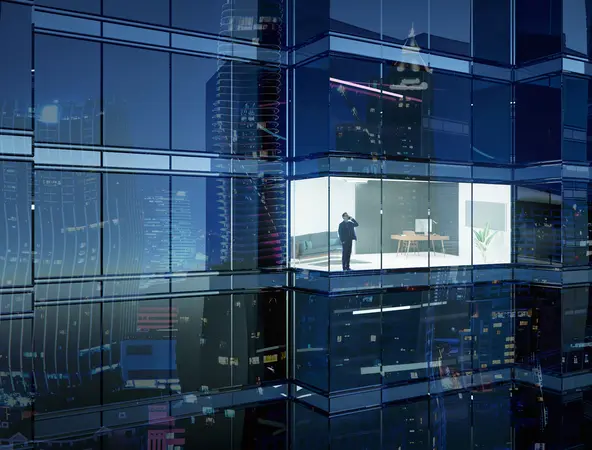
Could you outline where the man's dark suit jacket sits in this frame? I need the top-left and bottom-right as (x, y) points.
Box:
(338, 218), (359, 243)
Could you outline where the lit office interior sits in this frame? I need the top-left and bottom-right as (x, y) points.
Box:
(291, 176), (512, 271)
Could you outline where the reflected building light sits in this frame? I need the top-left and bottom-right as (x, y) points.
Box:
(39, 104), (59, 124)
(352, 301), (448, 315)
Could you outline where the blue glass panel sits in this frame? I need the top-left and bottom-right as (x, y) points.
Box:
(103, 0), (170, 26)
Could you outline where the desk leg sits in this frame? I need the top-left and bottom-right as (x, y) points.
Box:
(406, 240), (410, 258)
(441, 240), (446, 256)
(396, 240), (401, 255)
(430, 240), (436, 255)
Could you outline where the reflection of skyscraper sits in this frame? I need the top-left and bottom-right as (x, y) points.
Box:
(36, 99), (100, 145)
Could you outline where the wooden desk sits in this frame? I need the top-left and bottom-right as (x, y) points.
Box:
(391, 234), (450, 256)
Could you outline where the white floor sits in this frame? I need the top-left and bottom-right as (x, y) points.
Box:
(293, 251), (470, 272)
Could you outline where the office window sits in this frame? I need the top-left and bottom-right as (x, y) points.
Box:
(330, 0), (380, 40)
(33, 304), (101, 413)
(0, 162), (31, 288)
(35, 0), (101, 14)
(103, 0), (170, 26)
(172, 54), (219, 152)
(175, 295), (232, 392)
(472, 80), (512, 164)
(35, 36), (101, 145)
(430, 0), (471, 57)
(232, 292), (286, 387)
(35, 171), (101, 279)
(383, 0), (428, 47)
(103, 299), (173, 404)
(294, 0), (329, 45)
(103, 45), (170, 150)
(330, 57), (381, 156)
(563, 0), (590, 57)
(171, 0), (228, 36)
(515, 76), (561, 163)
(103, 173), (170, 275)
(473, 0), (511, 64)
(428, 72), (471, 162)
(563, 76), (590, 163)
(516, 0), (561, 64)
(226, 0), (286, 46)
(295, 58), (329, 158)
(172, 175), (232, 272)
(0, 2), (32, 130)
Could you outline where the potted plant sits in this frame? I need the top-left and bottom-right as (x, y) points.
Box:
(473, 222), (498, 263)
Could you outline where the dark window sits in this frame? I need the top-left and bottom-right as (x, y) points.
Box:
(35, 0), (101, 14)
(330, 0), (380, 40)
(35, 171), (101, 278)
(171, 54), (218, 152)
(33, 304), (101, 413)
(295, 58), (329, 158)
(0, 3), (32, 130)
(171, 0), (227, 35)
(103, 173), (170, 275)
(0, 162), (31, 287)
(427, 72), (471, 162)
(516, 0), (562, 64)
(294, 0), (329, 44)
(473, 0), (511, 64)
(35, 36), (101, 145)
(103, 45), (170, 149)
(430, 0), (471, 57)
(563, 0), (591, 58)
(383, 0), (428, 47)
(329, 57), (381, 156)
(103, 0), (170, 26)
(472, 80), (512, 163)
(563, 76), (589, 163)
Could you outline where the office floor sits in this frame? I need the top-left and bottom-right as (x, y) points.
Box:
(293, 251), (469, 271)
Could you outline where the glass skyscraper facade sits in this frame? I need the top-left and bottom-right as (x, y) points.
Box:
(1, 0), (592, 447)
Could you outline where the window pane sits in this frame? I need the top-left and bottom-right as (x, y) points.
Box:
(35, 171), (101, 278)
(472, 80), (511, 163)
(428, 72), (471, 162)
(103, 173), (170, 275)
(103, 298), (173, 404)
(473, 0), (511, 64)
(175, 295), (232, 392)
(103, 0), (170, 26)
(226, 0), (286, 46)
(563, 0), (590, 57)
(171, 0), (228, 35)
(383, 1), (428, 47)
(0, 3), (32, 130)
(35, 35), (101, 145)
(103, 45), (170, 149)
(430, 0), (471, 57)
(33, 304), (101, 413)
(172, 54), (218, 152)
(172, 176), (215, 272)
(516, 0), (562, 64)
(294, 0), (329, 45)
(330, 0), (380, 40)
(0, 162), (31, 287)
(330, 57), (381, 156)
(35, 0), (101, 14)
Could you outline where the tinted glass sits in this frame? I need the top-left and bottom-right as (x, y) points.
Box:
(103, 173), (170, 275)
(472, 80), (512, 163)
(103, 45), (170, 149)
(103, 0), (170, 26)
(226, 0), (286, 46)
(515, 77), (561, 163)
(473, 0), (511, 64)
(171, 0), (228, 35)
(563, 76), (589, 163)
(430, 0), (471, 56)
(33, 303), (102, 413)
(0, 3), (32, 130)
(295, 58), (329, 158)
(330, 0), (380, 40)
(35, 171), (101, 279)
(294, 0), (329, 44)
(329, 57), (381, 156)
(175, 295), (232, 391)
(35, 0), (100, 14)
(35, 36), (101, 145)
(171, 54), (218, 152)
(563, 0), (591, 57)
(428, 72), (471, 162)
(0, 162), (31, 287)
(103, 298), (173, 404)
(383, 0), (428, 46)
(516, 0), (561, 63)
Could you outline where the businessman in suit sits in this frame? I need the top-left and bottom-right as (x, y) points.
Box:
(338, 212), (359, 271)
